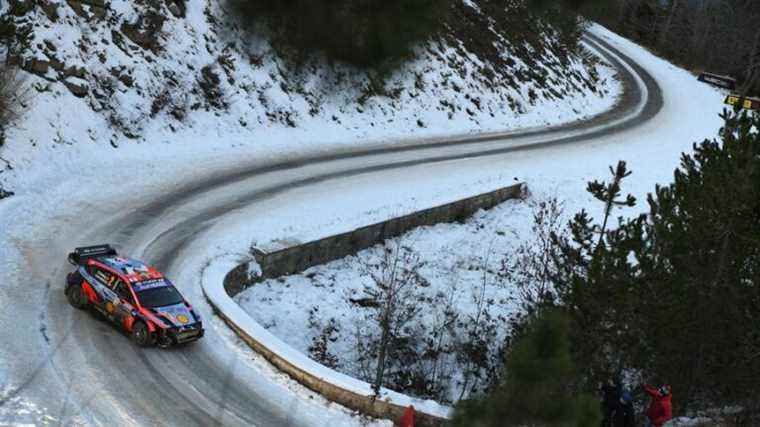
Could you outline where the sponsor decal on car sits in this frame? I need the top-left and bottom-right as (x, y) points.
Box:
(132, 278), (169, 291)
(153, 303), (194, 326)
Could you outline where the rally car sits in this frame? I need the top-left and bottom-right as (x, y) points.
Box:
(65, 244), (204, 347)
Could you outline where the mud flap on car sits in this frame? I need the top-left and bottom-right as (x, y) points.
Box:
(82, 281), (98, 304)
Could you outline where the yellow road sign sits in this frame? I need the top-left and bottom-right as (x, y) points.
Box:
(725, 95), (759, 110)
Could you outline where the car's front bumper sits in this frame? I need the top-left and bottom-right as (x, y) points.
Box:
(169, 323), (204, 344)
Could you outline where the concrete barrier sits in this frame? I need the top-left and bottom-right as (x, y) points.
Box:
(208, 183), (527, 425)
(249, 182), (526, 281)
(211, 265), (448, 427)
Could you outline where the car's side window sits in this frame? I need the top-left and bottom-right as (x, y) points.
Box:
(114, 280), (133, 304)
(84, 264), (97, 278)
(93, 267), (114, 287)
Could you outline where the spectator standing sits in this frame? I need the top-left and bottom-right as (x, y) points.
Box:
(643, 384), (672, 427)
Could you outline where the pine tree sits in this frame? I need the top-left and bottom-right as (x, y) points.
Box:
(637, 110), (760, 413)
(228, 0), (452, 68)
(548, 110), (760, 419)
(450, 309), (601, 427)
(550, 161), (646, 384)
(586, 161), (637, 250)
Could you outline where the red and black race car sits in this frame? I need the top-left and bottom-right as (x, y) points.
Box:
(65, 244), (204, 347)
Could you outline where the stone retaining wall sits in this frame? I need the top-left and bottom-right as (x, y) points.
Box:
(248, 182), (526, 282)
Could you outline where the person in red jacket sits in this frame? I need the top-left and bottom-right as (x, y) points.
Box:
(643, 384), (673, 427)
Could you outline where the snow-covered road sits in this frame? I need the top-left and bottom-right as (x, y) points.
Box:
(0, 26), (726, 426)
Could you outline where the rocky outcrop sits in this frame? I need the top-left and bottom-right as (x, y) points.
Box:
(25, 58), (50, 76)
(37, 0), (59, 21)
(8, 0), (34, 17)
(65, 0), (108, 21)
(121, 12), (166, 53)
(166, 0), (186, 18)
(63, 78), (89, 98)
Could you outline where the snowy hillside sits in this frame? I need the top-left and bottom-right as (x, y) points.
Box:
(0, 0), (619, 194)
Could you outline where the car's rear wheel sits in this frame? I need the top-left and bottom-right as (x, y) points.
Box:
(131, 321), (153, 347)
(66, 283), (89, 310)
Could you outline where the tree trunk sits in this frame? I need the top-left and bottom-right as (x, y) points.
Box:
(659, 0), (680, 50)
(741, 28), (760, 96)
(372, 323), (389, 395)
(373, 296), (393, 395)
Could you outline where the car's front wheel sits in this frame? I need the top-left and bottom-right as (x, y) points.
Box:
(131, 321), (153, 347)
(66, 283), (89, 310)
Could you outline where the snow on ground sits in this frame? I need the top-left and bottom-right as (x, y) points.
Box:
(237, 197), (530, 402)
(0, 1), (624, 421)
(0, 0), (619, 197)
(232, 23), (730, 402)
(666, 417), (715, 426)
(0, 3), (620, 421)
(0, 13), (729, 425)
(0, 384), (63, 426)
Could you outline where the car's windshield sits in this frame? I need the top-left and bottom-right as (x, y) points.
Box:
(136, 283), (183, 308)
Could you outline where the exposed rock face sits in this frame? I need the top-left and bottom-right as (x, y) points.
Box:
(22, 56), (87, 82)
(46, 57), (65, 72)
(121, 12), (166, 53)
(38, 1), (60, 21)
(166, 0), (185, 18)
(65, 0), (108, 20)
(0, 189), (15, 200)
(25, 58), (50, 76)
(63, 78), (89, 98)
(63, 65), (87, 79)
(110, 67), (134, 87)
(9, 0), (34, 17)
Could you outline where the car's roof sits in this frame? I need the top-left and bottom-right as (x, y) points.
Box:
(94, 256), (164, 283)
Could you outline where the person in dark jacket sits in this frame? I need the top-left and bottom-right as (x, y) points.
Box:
(600, 378), (621, 427)
(643, 384), (673, 427)
(613, 389), (636, 427)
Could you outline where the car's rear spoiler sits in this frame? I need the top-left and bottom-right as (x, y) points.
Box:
(68, 244), (117, 265)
